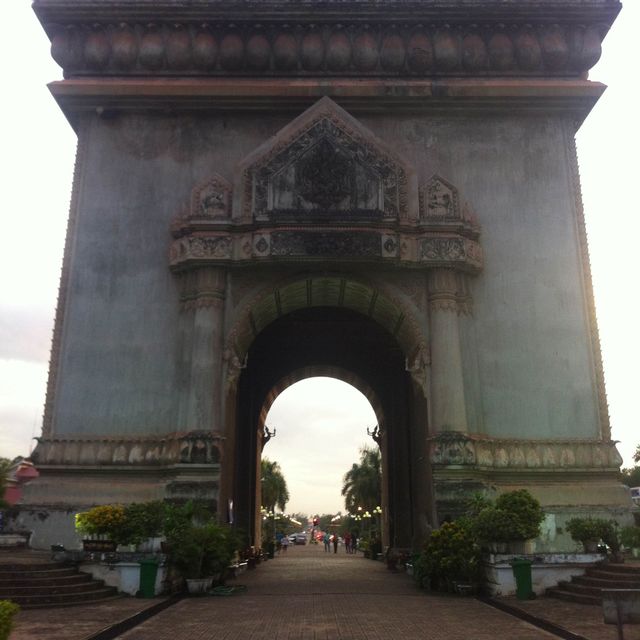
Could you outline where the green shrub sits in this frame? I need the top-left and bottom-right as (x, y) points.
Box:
(566, 517), (611, 545)
(473, 490), (544, 543)
(414, 521), (481, 592)
(0, 600), (19, 640)
(168, 523), (238, 579)
(621, 526), (640, 549)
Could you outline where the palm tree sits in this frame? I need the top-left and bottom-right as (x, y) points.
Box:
(341, 447), (381, 513)
(261, 458), (289, 512)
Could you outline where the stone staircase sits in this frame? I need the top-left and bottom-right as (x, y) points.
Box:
(0, 553), (120, 608)
(547, 562), (640, 605)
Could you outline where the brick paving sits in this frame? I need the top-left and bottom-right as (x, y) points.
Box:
(503, 596), (640, 640)
(10, 597), (164, 640)
(117, 543), (555, 640)
(9, 544), (640, 639)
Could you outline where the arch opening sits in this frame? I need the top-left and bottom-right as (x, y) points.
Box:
(225, 304), (434, 550)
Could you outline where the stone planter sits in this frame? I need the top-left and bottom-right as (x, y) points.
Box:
(186, 577), (213, 595)
(83, 539), (117, 552)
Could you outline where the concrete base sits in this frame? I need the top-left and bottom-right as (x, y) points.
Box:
(0, 533), (29, 547)
(484, 552), (603, 597)
(80, 561), (167, 596)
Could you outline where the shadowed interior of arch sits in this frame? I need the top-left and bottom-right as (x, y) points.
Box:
(230, 305), (431, 550)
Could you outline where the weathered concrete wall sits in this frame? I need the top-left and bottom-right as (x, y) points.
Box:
(52, 109), (600, 444)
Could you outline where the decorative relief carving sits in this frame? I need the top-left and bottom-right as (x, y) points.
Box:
(270, 231), (381, 258)
(191, 175), (232, 219)
(31, 432), (224, 467)
(243, 99), (409, 221)
(421, 175), (459, 218)
(428, 433), (623, 470)
(47, 21), (606, 78)
(170, 236), (232, 264)
(421, 237), (465, 261)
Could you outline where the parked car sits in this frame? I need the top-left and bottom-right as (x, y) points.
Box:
(288, 533), (297, 544)
(294, 533), (307, 545)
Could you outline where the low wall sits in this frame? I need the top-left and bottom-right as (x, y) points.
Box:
(484, 552), (603, 597)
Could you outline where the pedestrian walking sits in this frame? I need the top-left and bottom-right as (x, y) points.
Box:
(332, 533), (338, 554)
(323, 531), (331, 552)
(281, 534), (290, 553)
(344, 532), (351, 553)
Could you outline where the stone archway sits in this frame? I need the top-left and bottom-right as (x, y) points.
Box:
(226, 302), (432, 550)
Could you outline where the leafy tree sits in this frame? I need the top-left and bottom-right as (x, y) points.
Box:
(261, 458), (289, 512)
(341, 447), (381, 514)
(0, 458), (12, 509)
(620, 443), (640, 487)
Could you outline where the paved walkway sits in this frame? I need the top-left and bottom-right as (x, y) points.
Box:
(118, 543), (555, 640)
(11, 544), (640, 639)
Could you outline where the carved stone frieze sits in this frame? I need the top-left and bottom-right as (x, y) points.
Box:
(170, 236), (232, 265)
(43, 19), (611, 79)
(31, 432), (223, 467)
(270, 231), (381, 258)
(428, 432), (623, 470)
(420, 237), (482, 270)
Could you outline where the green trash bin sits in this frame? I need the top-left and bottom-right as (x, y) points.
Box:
(139, 559), (159, 598)
(511, 558), (533, 600)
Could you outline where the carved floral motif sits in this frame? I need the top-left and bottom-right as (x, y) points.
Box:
(428, 433), (623, 470)
(32, 433), (223, 467)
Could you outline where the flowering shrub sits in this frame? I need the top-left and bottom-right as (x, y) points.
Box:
(0, 600), (20, 640)
(76, 504), (126, 541)
(76, 501), (167, 546)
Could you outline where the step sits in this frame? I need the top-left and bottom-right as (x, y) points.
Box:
(546, 587), (601, 605)
(585, 569), (640, 583)
(580, 573), (640, 587)
(0, 562), (64, 572)
(593, 563), (640, 576)
(19, 594), (124, 610)
(0, 567), (78, 580)
(0, 573), (93, 588)
(0, 579), (106, 597)
(6, 586), (119, 607)
(557, 580), (603, 597)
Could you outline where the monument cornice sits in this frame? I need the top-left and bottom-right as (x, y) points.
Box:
(48, 78), (606, 127)
(33, 0), (621, 26)
(40, 17), (614, 81)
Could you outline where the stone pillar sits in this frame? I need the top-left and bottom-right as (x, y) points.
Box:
(184, 267), (227, 433)
(428, 269), (468, 433)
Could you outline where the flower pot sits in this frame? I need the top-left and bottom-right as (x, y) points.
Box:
(186, 577), (213, 595)
(83, 539), (117, 553)
(583, 540), (599, 553)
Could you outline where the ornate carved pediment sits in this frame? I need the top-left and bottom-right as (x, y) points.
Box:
(191, 174), (232, 219)
(240, 97), (411, 221)
(420, 175), (460, 219)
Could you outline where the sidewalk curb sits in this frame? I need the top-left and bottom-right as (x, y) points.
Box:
(81, 594), (183, 640)
(478, 596), (590, 640)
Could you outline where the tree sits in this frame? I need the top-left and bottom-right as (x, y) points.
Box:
(260, 458), (289, 512)
(620, 443), (640, 487)
(0, 458), (12, 509)
(341, 447), (381, 514)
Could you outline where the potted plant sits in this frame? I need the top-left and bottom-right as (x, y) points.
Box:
(620, 526), (640, 558)
(474, 489), (544, 553)
(166, 522), (238, 594)
(565, 517), (609, 553)
(413, 521), (481, 593)
(75, 504), (128, 551)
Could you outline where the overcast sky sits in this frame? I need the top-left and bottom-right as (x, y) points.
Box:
(1, 3), (638, 516)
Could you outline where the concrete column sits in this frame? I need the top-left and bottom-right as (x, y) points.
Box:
(428, 269), (468, 433)
(185, 267), (227, 433)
